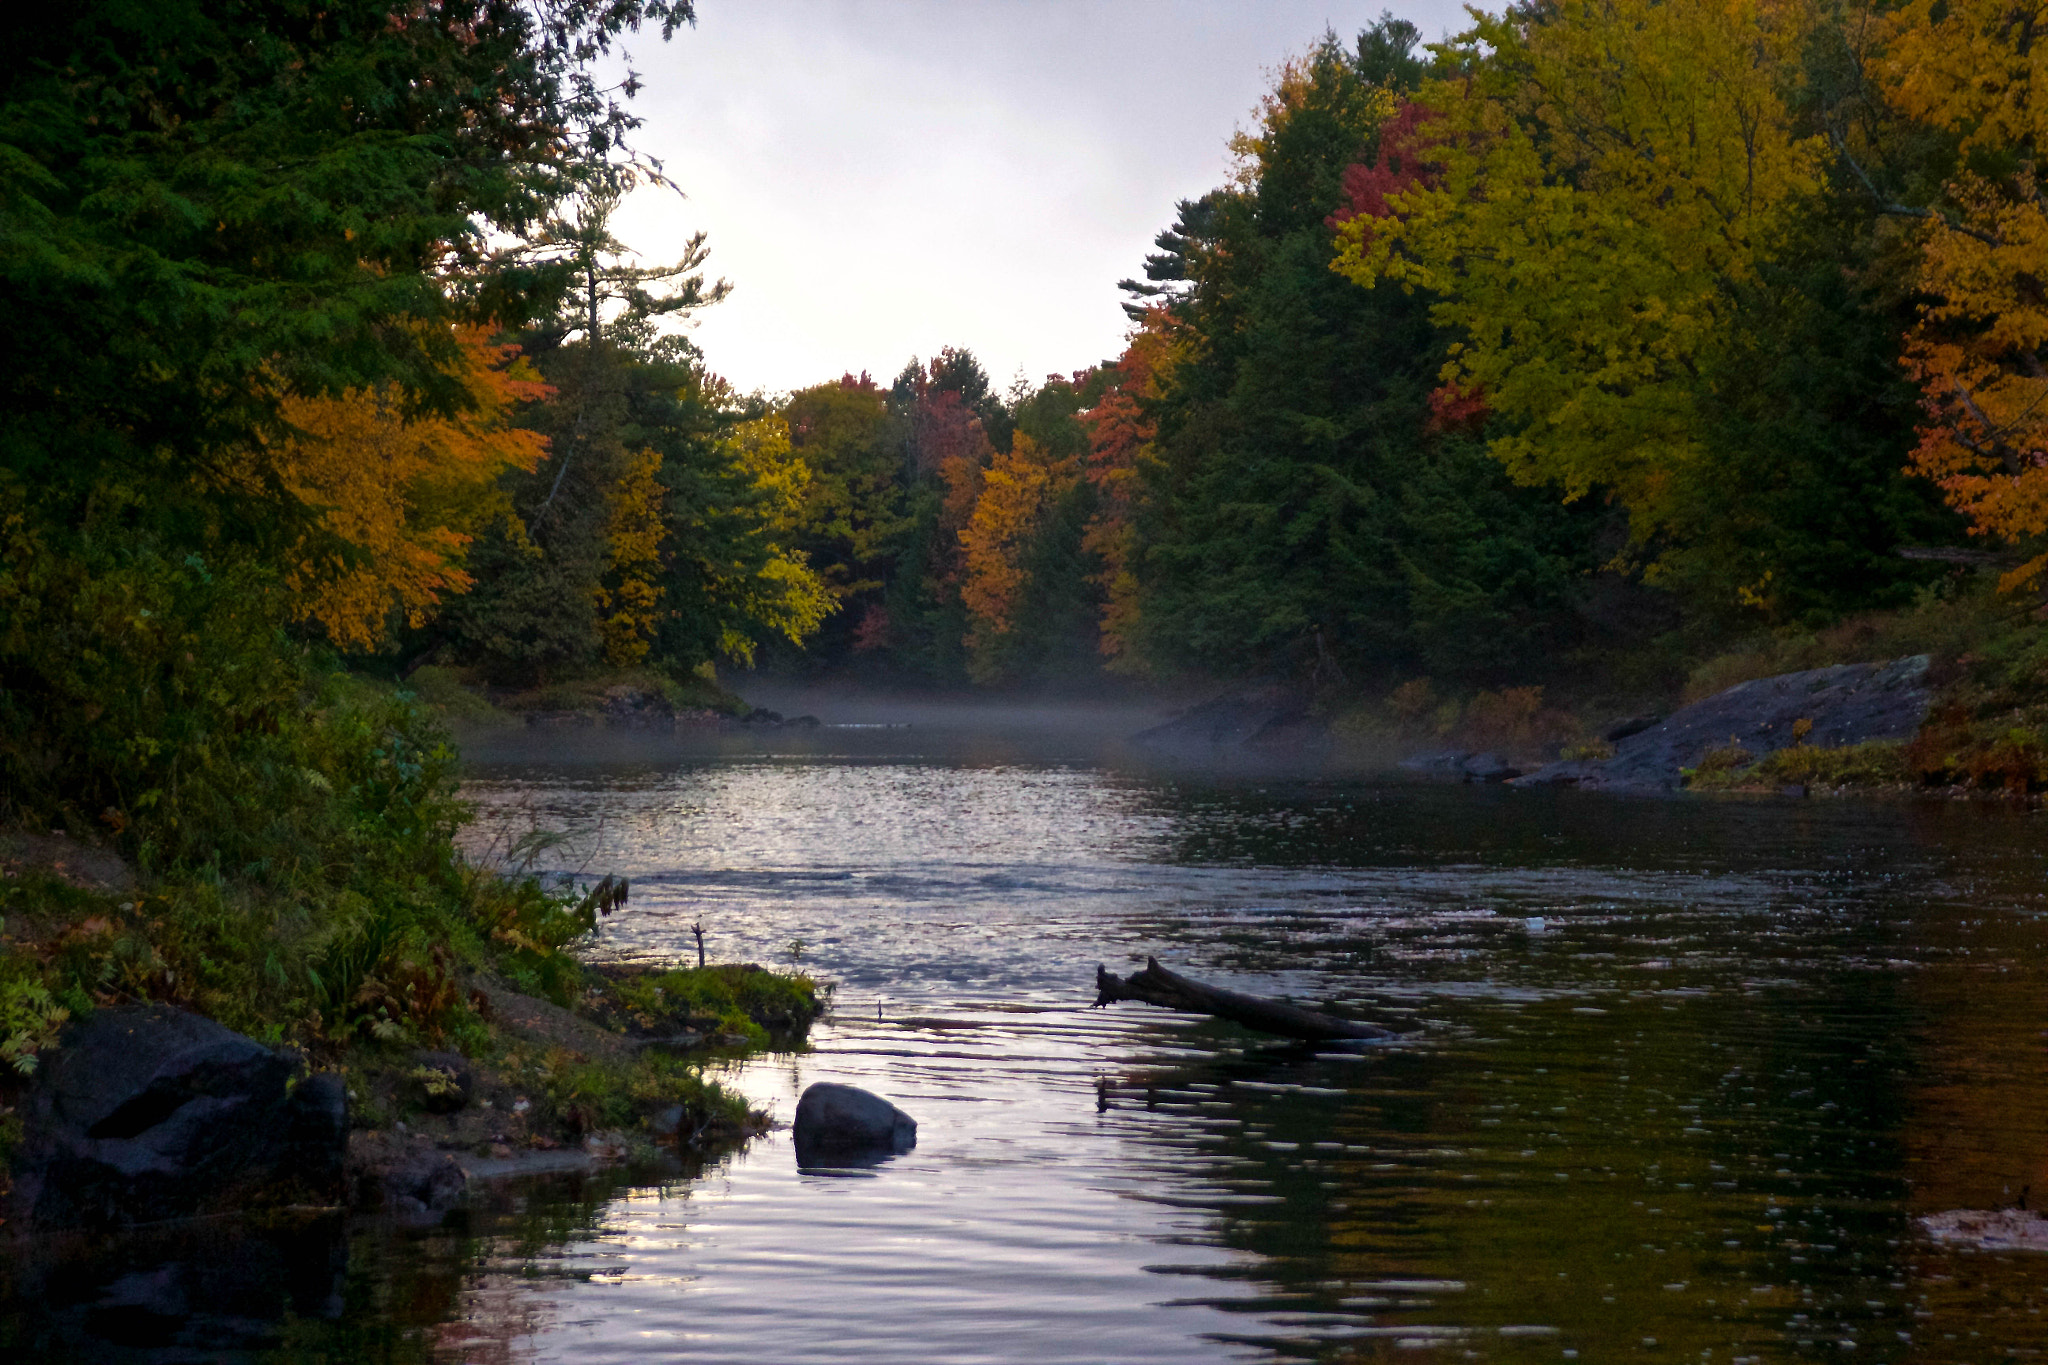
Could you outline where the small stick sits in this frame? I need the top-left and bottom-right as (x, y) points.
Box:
(692, 921), (706, 968)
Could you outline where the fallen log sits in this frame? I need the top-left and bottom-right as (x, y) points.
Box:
(1092, 957), (1391, 1042)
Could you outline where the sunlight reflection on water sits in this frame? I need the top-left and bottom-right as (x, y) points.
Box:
(424, 739), (2048, 1363)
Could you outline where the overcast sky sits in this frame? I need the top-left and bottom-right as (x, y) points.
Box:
(607, 1), (1475, 397)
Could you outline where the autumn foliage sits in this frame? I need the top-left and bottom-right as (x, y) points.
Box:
(1877, 0), (2048, 591)
(273, 328), (550, 649)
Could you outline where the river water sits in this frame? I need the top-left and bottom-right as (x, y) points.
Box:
(43, 703), (2048, 1363)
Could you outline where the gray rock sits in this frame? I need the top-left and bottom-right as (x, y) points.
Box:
(1461, 751), (1521, 783)
(1514, 655), (1933, 793)
(7, 1004), (346, 1230)
(1399, 749), (1473, 776)
(792, 1082), (916, 1163)
(1133, 684), (1327, 755)
(348, 1133), (468, 1224)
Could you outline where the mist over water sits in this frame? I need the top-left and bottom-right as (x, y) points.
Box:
(381, 698), (2048, 1360)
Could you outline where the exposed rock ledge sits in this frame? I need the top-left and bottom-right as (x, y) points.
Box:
(1513, 655), (1933, 793)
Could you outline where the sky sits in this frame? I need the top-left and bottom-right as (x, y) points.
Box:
(605, 0), (1475, 397)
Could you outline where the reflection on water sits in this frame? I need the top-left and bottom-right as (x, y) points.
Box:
(23, 720), (2048, 1362)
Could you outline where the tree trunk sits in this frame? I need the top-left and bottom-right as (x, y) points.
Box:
(1092, 957), (1390, 1042)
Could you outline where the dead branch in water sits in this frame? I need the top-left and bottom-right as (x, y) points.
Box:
(1092, 957), (1391, 1042)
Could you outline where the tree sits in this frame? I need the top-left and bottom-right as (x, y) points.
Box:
(1117, 23), (1596, 683)
(1330, 0), (1826, 544)
(270, 329), (551, 650)
(1877, 0), (2048, 590)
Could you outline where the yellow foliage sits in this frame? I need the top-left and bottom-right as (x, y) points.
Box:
(594, 446), (666, 667)
(960, 433), (1077, 648)
(726, 415), (812, 537)
(698, 418), (832, 666)
(1877, 0), (2048, 590)
(272, 327), (550, 649)
(1330, 0), (1824, 546)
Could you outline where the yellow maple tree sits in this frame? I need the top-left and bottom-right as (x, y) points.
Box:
(1878, 0), (2048, 590)
(1329, 0), (1824, 549)
(272, 327), (550, 648)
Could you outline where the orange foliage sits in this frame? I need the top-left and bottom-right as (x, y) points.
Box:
(1879, 0), (2048, 589)
(274, 327), (550, 648)
(960, 433), (1077, 640)
(1080, 310), (1176, 660)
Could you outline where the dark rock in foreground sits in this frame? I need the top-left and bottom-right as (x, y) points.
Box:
(7, 1005), (346, 1230)
(792, 1082), (916, 1164)
(1514, 655), (1933, 793)
(1133, 683), (1327, 755)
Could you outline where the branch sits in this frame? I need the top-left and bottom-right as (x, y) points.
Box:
(1093, 958), (1391, 1042)
(1828, 130), (1998, 245)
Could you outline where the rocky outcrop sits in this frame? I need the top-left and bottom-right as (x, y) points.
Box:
(1514, 655), (1934, 793)
(1133, 684), (1328, 756)
(791, 1082), (916, 1165)
(6, 1005), (346, 1231)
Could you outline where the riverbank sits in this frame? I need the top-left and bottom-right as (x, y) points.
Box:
(0, 688), (825, 1236)
(1337, 577), (2048, 798)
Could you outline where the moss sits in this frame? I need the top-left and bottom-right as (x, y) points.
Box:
(598, 963), (825, 1039)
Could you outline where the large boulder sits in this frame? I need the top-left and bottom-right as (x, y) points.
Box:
(791, 1082), (916, 1164)
(1515, 655), (1933, 793)
(6, 1004), (346, 1230)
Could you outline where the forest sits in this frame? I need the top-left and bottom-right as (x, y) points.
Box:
(3, 0), (2048, 1074)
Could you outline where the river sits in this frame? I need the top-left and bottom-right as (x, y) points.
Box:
(87, 702), (2048, 1362)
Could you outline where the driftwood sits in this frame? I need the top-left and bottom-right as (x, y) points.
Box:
(1093, 957), (1391, 1042)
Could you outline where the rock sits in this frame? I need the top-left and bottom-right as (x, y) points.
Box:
(1514, 655), (1933, 793)
(1460, 751), (1521, 783)
(1398, 749), (1473, 776)
(603, 684), (675, 729)
(408, 1049), (474, 1115)
(788, 714), (823, 729)
(346, 1131), (468, 1224)
(0, 829), (138, 895)
(7, 1005), (347, 1230)
(1602, 713), (1664, 743)
(791, 1082), (916, 1163)
(1398, 750), (1521, 782)
(1134, 683), (1327, 755)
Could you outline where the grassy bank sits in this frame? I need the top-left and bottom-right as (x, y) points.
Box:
(0, 671), (821, 1175)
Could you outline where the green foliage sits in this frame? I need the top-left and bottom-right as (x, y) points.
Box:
(3, 0), (695, 549)
(1687, 742), (1914, 791)
(0, 952), (69, 1077)
(1123, 25), (1598, 684)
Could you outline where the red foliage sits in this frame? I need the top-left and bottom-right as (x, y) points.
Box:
(1425, 381), (1489, 435)
(1327, 102), (1443, 230)
(851, 602), (892, 653)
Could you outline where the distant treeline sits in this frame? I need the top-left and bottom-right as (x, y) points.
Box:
(755, 1), (2048, 692)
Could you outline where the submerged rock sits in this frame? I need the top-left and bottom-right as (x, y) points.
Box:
(791, 1082), (916, 1163)
(1515, 655), (1933, 793)
(7, 1004), (346, 1231)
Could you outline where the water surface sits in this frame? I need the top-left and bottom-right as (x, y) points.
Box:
(354, 713), (2048, 1364)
